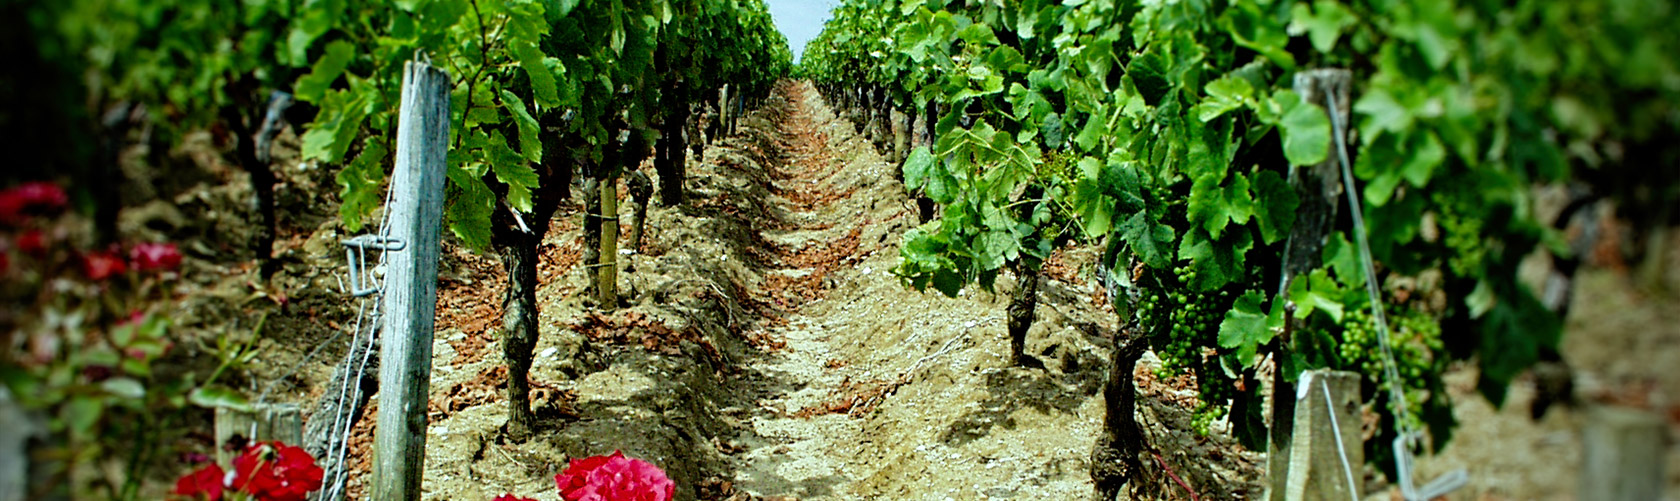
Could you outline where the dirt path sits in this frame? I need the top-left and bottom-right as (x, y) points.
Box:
(721, 82), (1115, 499)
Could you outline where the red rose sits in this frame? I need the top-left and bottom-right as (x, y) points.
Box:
(129, 242), (182, 272)
(0, 194), (20, 224)
(0, 182), (67, 225)
(173, 463), (227, 501)
(493, 495), (539, 501)
(16, 229), (44, 256)
(80, 249), (126, 281)
(230, 441), (325, 501)
(555, 450), (673, 501)
(14, 182), (67, 209)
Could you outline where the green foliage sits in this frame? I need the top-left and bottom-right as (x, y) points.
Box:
(815, 0), (1680, 475)
(295, 0), (789, 251)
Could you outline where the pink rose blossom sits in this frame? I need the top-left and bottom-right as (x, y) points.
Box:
(0, 182), (68, 225)
(555, 451), (674, 501)
(130, 242), (182, 272)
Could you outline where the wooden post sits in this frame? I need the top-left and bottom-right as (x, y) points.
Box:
(0, 387), (34, 501)
(1581, 405), (1666, 500)
(1270, 68), (1351, 501)
(1277, 369), (1362, 501)
(372, 59), (450, 501)
(214, 403), (303, 465)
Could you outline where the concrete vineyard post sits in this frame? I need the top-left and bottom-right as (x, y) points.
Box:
(1581, 405), (1666, 500)
(1279, 369), (1363, 500)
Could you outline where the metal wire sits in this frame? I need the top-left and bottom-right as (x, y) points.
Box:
(319, 170), (402, 500)
(1324, 90), (1466, 500)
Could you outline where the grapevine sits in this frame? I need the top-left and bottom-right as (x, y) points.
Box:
(806, 0), (1680, 491)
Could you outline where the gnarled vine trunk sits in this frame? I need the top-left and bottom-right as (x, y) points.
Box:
(497, 231), (540, 440)
(656, 91), (689, 207)
(493, 130), (571, 443)
(1092, 331), (1149, 500)
(627, 169), (653, 251)
(1007, 260), (1041, 368)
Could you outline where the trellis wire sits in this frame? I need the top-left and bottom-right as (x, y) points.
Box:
(1320, 376), (1359, 501)
(318, 176), (401, 501)
(1324, 91), (1466, 500)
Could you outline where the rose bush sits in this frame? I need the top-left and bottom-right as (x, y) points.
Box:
(0, 181), (251, 499)
(555, 451), (675, 501)
(173, 441), (324, 501)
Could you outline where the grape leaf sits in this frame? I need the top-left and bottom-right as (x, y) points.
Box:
(926, 159), (958, 204)
(1120, 211), (1174, 269)
(932, 268), (964, 297)
(499, 90), (543, 163)
(1353, 87), (1411, 139)
(1401, 131), (1445, 187)
(515, 42), (563, 108)
(1195, 75), (1255, 122)
(1218, 290), (1271, 367)
(1251, 170), (1298, 244)
(1288, 269), (1345, 322)
(295, 40), (355, 104)
(903, 145), (933, 190)
(486, 132), (539, 213)
(1322, 233), (1363, 288)
(1099, 161), (1146, 213)
(446, 161), (495, 252)
(1187, 170), (1254, 240)
(1223, 2), (1296, 69)
(1288, 0), (1358, 54)
(1178, 226), (1252, 291)
(1126, 50), (1173, 106)
(337, 137), (389, 232)
(1277, 91), (1331, 166)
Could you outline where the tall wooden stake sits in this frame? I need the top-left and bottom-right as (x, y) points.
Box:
(373, 59), (450, 501)
(1270, 68), (1351, 501)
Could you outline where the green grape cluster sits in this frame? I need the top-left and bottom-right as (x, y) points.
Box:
(1190, 403), (1222, 436)
(1432, 192), (1487, 277)
(1337, 306), (1444, 429)
(1138, 265), (1246, 435)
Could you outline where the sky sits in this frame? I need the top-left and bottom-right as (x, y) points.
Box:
(765, 0), (840, 63)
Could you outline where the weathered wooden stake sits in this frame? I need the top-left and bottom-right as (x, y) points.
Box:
(214, 403), (302, 465)
(372, 59), (450, 501)
(1270, 68), (1351, 501)
(1278, 369), (1362, 501)
(0, 387), (39, 501)
(1581, 405), (1666, 500)
(598, 174), (620, 308)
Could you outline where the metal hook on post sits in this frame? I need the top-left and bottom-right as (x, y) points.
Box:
(342, 234), (407, 297)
